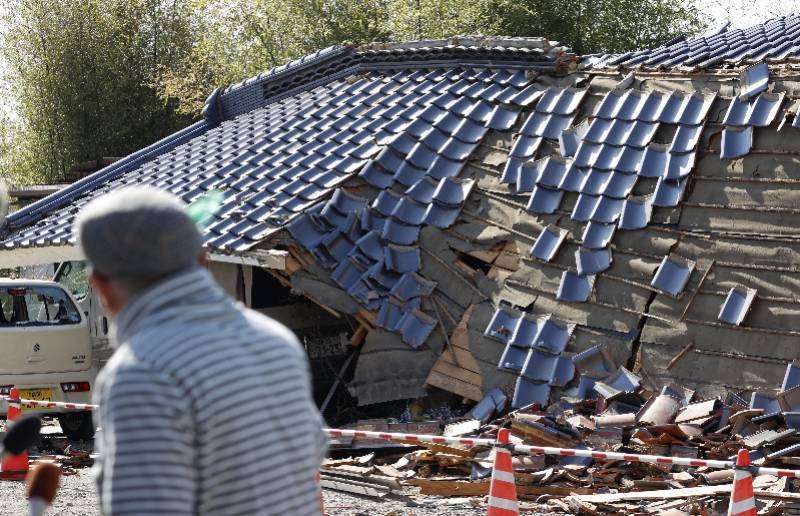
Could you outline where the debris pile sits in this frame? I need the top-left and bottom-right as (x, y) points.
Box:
(324, 360), (800, 513)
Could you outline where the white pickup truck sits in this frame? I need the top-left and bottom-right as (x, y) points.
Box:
(0, 271), (100, 440)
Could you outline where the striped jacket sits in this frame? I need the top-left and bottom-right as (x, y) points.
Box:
(93, 267), (327, 515)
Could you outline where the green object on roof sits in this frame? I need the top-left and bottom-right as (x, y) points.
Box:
(186, 190), (224, 227)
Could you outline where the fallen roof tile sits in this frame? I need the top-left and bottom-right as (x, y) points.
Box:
(397, 310), (437, 348)
(530, 224), (569, 261)
(582, 221), (615, 249)
(526, 186), (564, 214)
(557, 270), (595, 302)
(618, 195), (653, 230)
(718, 286), (757, 325)
(384, 244), (421, 273)
(739, 62), (770, 99)
(512, 377), (550, 408)
(485, 306), (521, 343)
(651, 254), (696, 297)
(575, 247), (612, 275)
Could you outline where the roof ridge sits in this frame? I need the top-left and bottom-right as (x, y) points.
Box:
(205, 38), (572, 122)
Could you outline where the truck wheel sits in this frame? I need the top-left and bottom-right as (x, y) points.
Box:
(57, 412), (95, 441)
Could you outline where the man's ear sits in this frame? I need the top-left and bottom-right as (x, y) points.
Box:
(198, 251), (209, 268)
(89, 272), (123, 316)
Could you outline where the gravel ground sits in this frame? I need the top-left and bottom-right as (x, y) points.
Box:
(0, 467), (558, 515)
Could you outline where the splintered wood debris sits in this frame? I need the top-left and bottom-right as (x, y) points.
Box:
(322, 380), (800, 513)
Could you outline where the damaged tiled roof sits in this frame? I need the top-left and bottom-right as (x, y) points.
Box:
(587, 14), (800, 69)
(3, 37), (566, 252)
(6, 16), (800, 407)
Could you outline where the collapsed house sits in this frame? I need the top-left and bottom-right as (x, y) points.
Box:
(3, 15), (800, 417)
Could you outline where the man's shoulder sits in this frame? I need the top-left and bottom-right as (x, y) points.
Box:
(240, 308), (300, 346)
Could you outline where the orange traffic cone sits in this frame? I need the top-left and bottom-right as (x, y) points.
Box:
(487, 428), (519, 516)
(1, 388), (29, 480)
(728, 449), (756, 516)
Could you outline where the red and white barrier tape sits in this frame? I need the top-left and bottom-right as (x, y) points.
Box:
(324, 428), (800, 478)
(3, 396), (97, 411)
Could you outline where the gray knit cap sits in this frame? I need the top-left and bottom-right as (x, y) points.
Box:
(75, 187), (203, 279)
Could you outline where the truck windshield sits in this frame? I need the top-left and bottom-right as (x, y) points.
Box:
(0, 286), (82, 326)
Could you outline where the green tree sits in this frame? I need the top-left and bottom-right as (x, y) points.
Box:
(489, 0), (705, 55)
(0, 0), (195, 183)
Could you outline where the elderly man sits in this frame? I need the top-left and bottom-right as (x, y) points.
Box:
(75, 187), (327, 515)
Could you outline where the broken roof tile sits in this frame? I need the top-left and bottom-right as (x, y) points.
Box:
(557, 270), (595, 302)
(580, 168), (611, 195)
(384, 244), (421, 273)
(432, 177), (474, 206)
(521, 349), (560, 382)
(747, 92), (785, 126)
(651, 254), (696, 297)
(739, 62), (770, 99)
(559, 120), (589, 157)
(575, 247), (612, 275)
(679, 92), (717, 125)
(353, 230), (384, 261)
(783, 361), (800, 392)
(723, 95), (751, 126)
(550, 357), (576, 387)
(509, 134), (543, 159)
(512, 377), (550, 408)
(372, 189), (403, 216)
(669, 124), (704, 153)
(582, 221), (615, 249)
(510, 314), (540, 347)
(718, 286), (757, 325)
(602, 171), (638, 199)
(397, 309), (437, 348)
(534, 156), (570, 188)
(390, 271), (437, 301)
(376, 298), (405, 331)
(533, 316), (575, 354)
(390, 196), (428, 225)
(381, 217), (420, 245)
(405, 177), (438, 204)
(287, 213), (328, 249)
(536, 87), (587, 115)
(498, 342), (529, 373)
(593, 367), (641, 399)
(639, 144), (668, 178)
(485, 306), (521, 344)
(721, 126), (753, 159)
(423, 202), (462, 228)
(653, 177), (687, 207)
(530, 224), (569, 261)
(559, 163), (590, 192)
(618, 195), (653, 230)
(572, 345), (614, 375)
(589, 196), (624, 223)
(571, 193), (601, 221)
(526, 186), (564, 214)
(486, 105), (520, 130)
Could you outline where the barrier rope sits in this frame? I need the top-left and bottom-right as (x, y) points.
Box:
(324, 428), (800, 478)
(3, 397), (97, 411)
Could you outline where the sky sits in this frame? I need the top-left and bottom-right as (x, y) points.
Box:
(700, 0), (800, 27)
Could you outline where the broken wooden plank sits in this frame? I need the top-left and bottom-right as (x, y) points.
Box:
(425, 305), (484, 401)
(319, 475), (390, 498)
